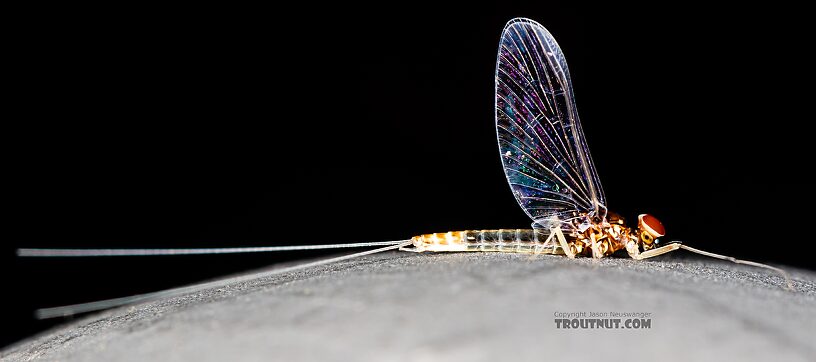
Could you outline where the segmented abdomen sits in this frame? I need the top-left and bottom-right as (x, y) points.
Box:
(408, 229), (564, 254)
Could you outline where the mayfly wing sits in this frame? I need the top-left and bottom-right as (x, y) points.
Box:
(495, 18), (606, 230)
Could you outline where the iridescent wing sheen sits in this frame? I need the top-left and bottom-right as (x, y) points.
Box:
(495, 18), (606, 229)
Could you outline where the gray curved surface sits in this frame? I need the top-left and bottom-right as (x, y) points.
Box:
(3, 252), (816, 362)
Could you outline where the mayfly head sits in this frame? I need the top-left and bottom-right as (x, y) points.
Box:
(636, 214), (666, 250)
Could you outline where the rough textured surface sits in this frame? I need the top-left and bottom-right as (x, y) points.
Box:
(3, 252), (816, 362)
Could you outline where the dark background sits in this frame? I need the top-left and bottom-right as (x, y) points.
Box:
(4, 2), (813, 347)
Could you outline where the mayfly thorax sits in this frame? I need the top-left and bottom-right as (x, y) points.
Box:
(18, 17), (794, 319)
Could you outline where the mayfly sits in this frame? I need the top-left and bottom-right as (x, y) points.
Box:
(19, 18), (793, 319)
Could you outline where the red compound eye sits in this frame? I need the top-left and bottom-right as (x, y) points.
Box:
(638, 214), (666, 238)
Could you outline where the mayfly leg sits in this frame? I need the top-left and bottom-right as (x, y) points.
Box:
(631, 243), (683, 260)
(633, 242), (794, 290)
(549, 226), (574, 258)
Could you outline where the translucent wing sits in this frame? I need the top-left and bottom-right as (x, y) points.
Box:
(495, 18), (606, 229)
